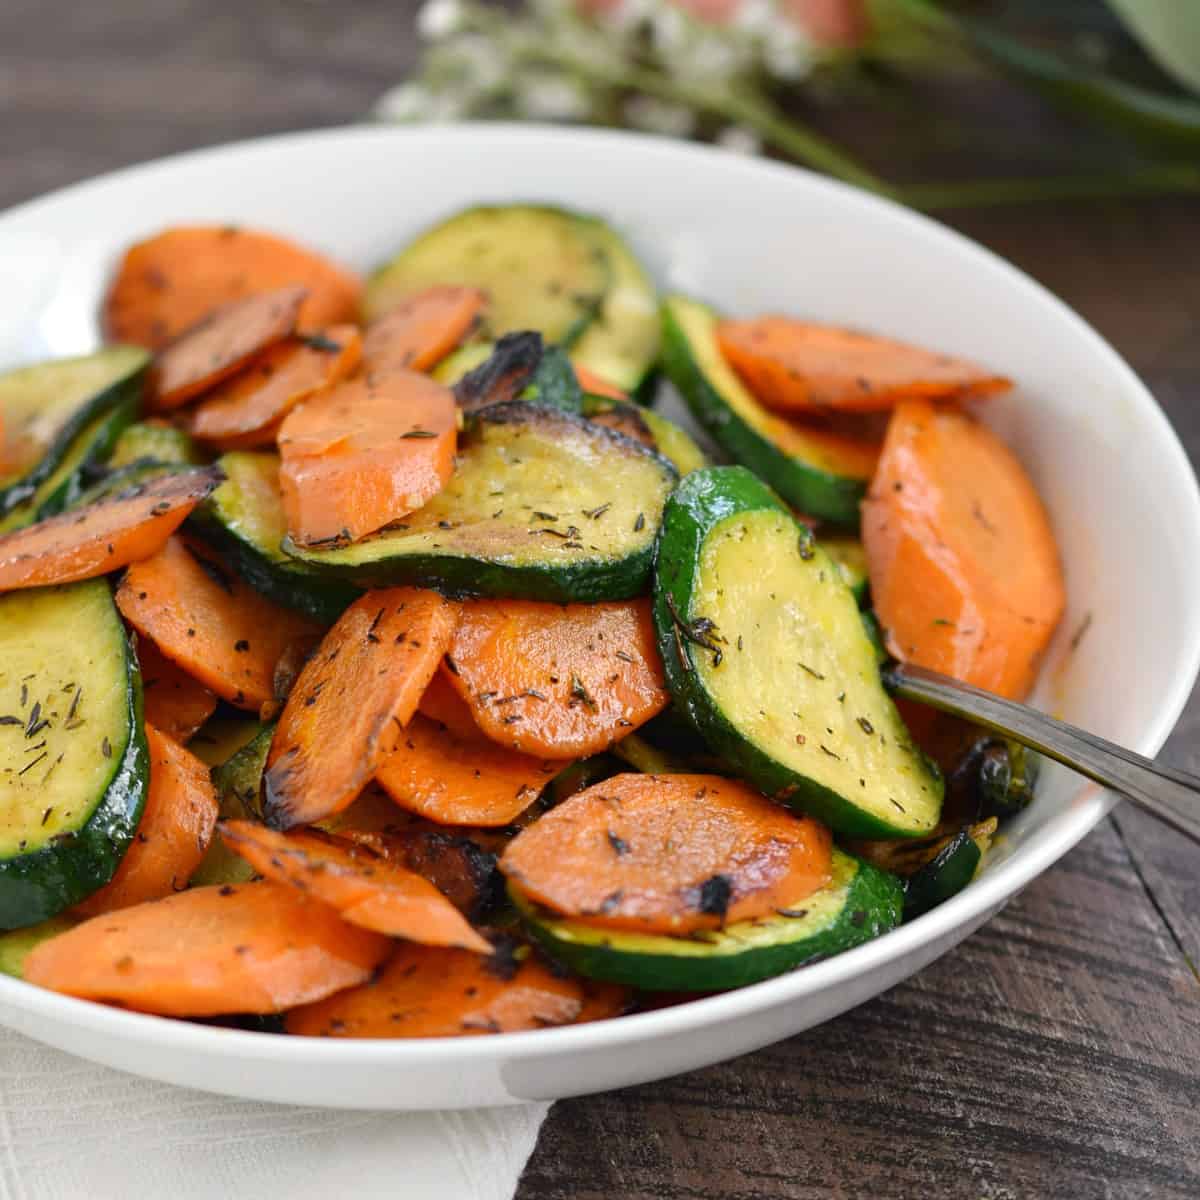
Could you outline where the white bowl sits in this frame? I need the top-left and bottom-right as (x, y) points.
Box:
(1, 124), (1197, 1110)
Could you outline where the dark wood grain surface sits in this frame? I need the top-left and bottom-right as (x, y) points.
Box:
(4, 2), (1198, 1196)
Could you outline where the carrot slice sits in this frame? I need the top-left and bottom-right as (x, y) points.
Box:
(25, 880), (389, 1016)
(447, 599), (669, 758)
(500, 773), (833, 935)
(116, 536), (323, 710)
(74, 727), (218, 917)
(218, 821), (491, 952)
(103, 225), (363, 350)
(137, 640), (217, 742)
(277, 370), (457, 547)
(188, 326), (363, 448)
(577, 981), (634, 1023)
(376, 713), (564, 827)
(574, 364), (627, 401)
(263, 588), (457, 828)
(284, 940), (583, 1037)
(417, 667), (482, 739)
(148, 286), (306, 411)
(717, 317), (1012, 414)
(362, 286), (487, 375)
(0, 467), (220, 592)
(862, 399), (1065, 700)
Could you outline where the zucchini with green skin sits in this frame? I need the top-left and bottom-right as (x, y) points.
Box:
(570, 217), (660, 394)
(0, 346), (149, 517)
(903, 827), (981, 918)
(660, 296), (871, 525)
(188, 451), (360, 622)
(640, 408), (708, 475)
(109, 421), (204, 469)
(0, 916), (75, 978)
(512, 848), (902, 990)
(0, 581), (149, 928)
(284, 402), (678, 603)
(822, 536), (869, 605)
(432, 341), (493, 386)
(653, 466), (942, 838)
(69, 460), (180, 510)
(0, 397), (138, 528)
(365, 205), (611, 345)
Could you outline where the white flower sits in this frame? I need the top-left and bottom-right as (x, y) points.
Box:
(649, 3), (690, 56)
(762, 27), (815, 81)
(515, 74), (593, 121)
(623, 95), (697, 137)
(715, 124), (762, 156)
(732, 0), (775, 38)
(685, 31), (749, 81)
(374, 81), (435, 122)
(416, 0), (467, 41)
(440, 33), (509, 92)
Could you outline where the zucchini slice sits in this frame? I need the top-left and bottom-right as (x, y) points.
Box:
(653, 466), (942, 838)
(0, 916), (75, 978)
(109, 421), (204, 469)
(0, 346), (149, 516)
(903, 827), (983, 918)
(432, 341), (493, 386)
(513, 848), (902, 990)
(0, 581), (148, 928)
(0, 397), (138, 530)
(640, 408), (708, 475)
(822, 535), (869, 605)
(365, 205), (611, 346)
(189, 451), (360, 622)
(285, 402), (678, 602)
(660, 296), (874, 526)
(570, 218), (660, 393)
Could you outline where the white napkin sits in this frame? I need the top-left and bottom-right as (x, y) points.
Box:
(0, 1026), (549, 1200)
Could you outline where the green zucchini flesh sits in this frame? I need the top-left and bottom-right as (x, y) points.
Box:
(284, 402), (678, 602)
(653, 466), (942, 838)
(0, 916), (76, 978)
(109, 421), (203, 469)
(365, 205), (610, 346)
(570, 218), (660, 393)
(0, 581), (148, 927)
(660, 296), (870, 526)
(189, 451), (360, 622)
(822, 535), (869, 605)
(432, 341), (494, 386)
(513, 848), (903, 990)
(640, 408), (708, 475)
(0, 346), (148, 516)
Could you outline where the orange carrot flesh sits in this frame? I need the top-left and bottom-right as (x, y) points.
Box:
(263, 588), (457, 828)
(417, 667), (483, 739)
(771, 418), (881, 480)
(116, 535), (323, 709)
(362, 286), (487, 375)
(277, 370), (457, 546)
(376, 713), (565, 827)
(500, 773), (833, 935)
(447, 599), (670, 758)
(137, 640), (217, 742)
(188, 326), (363, 446)
(25, 880), (390, 1016)
(218, 821), (491, 952)
(573, 365), (628, 401)
(74, 726), (218, 917)
(862, 399), (1066, 700)
(0, 467), (220, 592)
(716, 317), (1012, 414)
(103, 225), (363, 350)
(284, 941), (583, 1037)
(148, 286), (307, 410)
(577, 982), (634, 1023)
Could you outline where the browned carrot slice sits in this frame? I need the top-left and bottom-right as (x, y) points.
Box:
(74, 727), (218, 917)
(573, 364), (627, 401)
(862, 399), (1065, 700)
(417, 667), (482, 739)
(447, 599), (669, 758)
(137, 639), (217, 742)
(188, 326), (363, 447)
(362, 286), (487, 375)
(263, 588), (457, 828)
(277, 370), (457, 547)
(376, 713), (564, 828)
(0, 467), (220, 592)
(716, 317), (1011, 414)
(116, 536), (323, 710)
(147, 286), (306, 411)
(218, 821), (491, 952)
(500, 773), (833, 935)
(576, 981), (634, 1023)
(103, 225), (363, 350)
(25, 880), (390, 1016)
(284, 941), (583, 1037)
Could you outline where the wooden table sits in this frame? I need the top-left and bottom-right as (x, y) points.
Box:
(5, 2), (1199, 1194)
